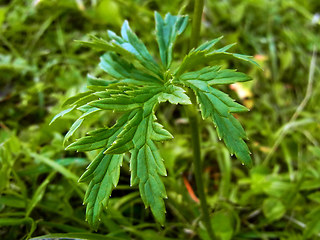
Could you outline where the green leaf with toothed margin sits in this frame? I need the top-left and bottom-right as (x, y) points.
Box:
(177, 75), (252, 167)
(56, 12), (257, 230)
(175, 36), (260, 77)
(81, 151), (123, 230)
(107, 21), (162, 77)
(99, 52), (162, 85)
(155, 12), (188, 69)
(178, 66), (252, 85)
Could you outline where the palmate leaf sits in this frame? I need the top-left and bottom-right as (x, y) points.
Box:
(99, 89), (187, 224)
(65, 85), (188, 227)
(52, 11), (257, 230)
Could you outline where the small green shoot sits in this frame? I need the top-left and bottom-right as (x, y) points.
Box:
(53, 12), (256, 229)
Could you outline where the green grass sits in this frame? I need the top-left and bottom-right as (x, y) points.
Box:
(0, 0), (320, 239)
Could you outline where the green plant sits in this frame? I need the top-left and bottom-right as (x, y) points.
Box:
(52, 10), (257, 233)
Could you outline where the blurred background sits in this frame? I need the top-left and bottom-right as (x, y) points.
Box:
(0, 0), (320, 239)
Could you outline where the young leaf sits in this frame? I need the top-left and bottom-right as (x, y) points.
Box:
(155, 12), (188, 69)
(158, 85), (192, 105)
(107, 21), (162, 76)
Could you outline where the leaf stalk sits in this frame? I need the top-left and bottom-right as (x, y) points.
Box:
(187, 0), (215, 239)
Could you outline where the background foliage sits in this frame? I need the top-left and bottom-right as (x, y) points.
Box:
(0, 0), (320, 239)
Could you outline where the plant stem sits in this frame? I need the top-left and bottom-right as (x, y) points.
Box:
(187, 104), (215, 239)
(187, 0), (215, 239)
(190, 0), (204, 48)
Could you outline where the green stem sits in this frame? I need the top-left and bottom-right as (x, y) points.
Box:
(190, 0), (204, 48)
(186, 102), (215, 239)
(187, 0), (215, 239)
